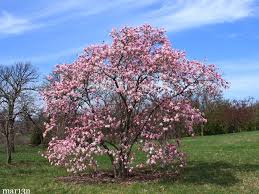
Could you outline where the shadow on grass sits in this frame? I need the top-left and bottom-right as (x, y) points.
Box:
(161, 161), (259, 187)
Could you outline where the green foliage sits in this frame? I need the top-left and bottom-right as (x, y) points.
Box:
(1, 131), (259, 193)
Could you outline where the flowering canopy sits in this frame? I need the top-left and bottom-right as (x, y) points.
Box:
(42, 25), (227, 178)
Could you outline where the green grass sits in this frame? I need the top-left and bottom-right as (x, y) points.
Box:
(1, 131), (259, 194)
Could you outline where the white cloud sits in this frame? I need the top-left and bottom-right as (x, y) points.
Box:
(213, 59), (259, 99)
(0, 11), (33, 34)
(0, 45), (84, 65)
(225, 74), (259, 99)
(34, 0), (159, 21)
(215, 59), (259, 73)
(145, 0), (256, 31)
(0, 0), (256, 35)
(0, 11), (46, 35)
(0, 0), (158, 35)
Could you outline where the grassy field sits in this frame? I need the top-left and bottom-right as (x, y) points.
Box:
(0, 131), (259, 194)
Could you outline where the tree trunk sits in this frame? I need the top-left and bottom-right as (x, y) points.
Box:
(114, 165), (129, 178)
(113, 157), (129, 179)
(10, 124), (15, 152)
(119, 163), (129, 178)
(201, 125), (204, 136)
(6, 136), (12, 164)
(104, 145), (130, 179)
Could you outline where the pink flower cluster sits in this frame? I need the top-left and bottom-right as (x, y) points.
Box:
(143, 142), (186, 168)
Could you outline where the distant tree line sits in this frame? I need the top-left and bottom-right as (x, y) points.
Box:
(194, 97), (258, 135)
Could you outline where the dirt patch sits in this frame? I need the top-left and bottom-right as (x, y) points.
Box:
(57, 169), (179, 184)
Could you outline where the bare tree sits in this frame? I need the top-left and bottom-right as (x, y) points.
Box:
(0, 63), (38, 163)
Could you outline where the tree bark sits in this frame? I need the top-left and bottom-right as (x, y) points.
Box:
(113, 155), (129, 179)
(10, 126), (15, 152)
(118, 162), (129, 178)
(201, 125), (204, 136)
(8, 102), (16, 152)
(6, 136), (12, 164)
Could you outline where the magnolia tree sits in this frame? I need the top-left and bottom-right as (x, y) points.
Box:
(42, 25), (227, 178)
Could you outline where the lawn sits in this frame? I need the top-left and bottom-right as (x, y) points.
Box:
(0, 131), (259, 194)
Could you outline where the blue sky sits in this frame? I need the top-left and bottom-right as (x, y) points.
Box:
(0, 0), (259, 99)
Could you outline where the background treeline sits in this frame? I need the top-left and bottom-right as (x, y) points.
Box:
(194, 97), (258, 136)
